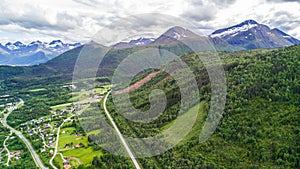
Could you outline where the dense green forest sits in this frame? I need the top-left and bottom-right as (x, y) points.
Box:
(88, 45), (300, 168)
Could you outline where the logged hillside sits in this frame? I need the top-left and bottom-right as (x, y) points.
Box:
(91, 45), (300, 168)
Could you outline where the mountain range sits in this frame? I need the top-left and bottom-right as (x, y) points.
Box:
(0, 20), (299, 66)
(0, 40), (81, 66)
(112, 19), (300, 51)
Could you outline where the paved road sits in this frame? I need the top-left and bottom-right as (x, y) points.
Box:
(1, 99), (48, 169)
(103, 92), (141, 169)
(3, 131), (12, 166)
(49, 114), (74, 169)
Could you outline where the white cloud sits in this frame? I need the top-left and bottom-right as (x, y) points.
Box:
(0, 0), (299, 44)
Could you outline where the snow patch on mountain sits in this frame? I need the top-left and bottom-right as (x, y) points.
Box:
(112, 37), (155, 48)
(173, 32), (187, 39)
(129, 37), (155, 46)
(211, 23), (258, 38)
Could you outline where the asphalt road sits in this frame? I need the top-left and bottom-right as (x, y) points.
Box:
(49, 114), (74, 169)
(103, 92), (141, 169)
(2, 99), (48, 169)
(3, 131), (12, 166)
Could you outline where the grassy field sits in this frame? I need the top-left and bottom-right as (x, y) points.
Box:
(58, 127), (88, 150)
(178, 101), (206, 145)
(87, 129), (101, 136)
(28, 88), (47, 92)
(93, 88), (106, 95)
(69, 158), (81, 168)
(161, 102), (205, 133)
(68, 90), (89, 102)
(58, 126), (104, 165)
(50, 103), (72, 111)
(54, 153), (81, 168)
(62, 147), (102, 164)
(157, 102), (205, 146)
(53, 154), (63, 169)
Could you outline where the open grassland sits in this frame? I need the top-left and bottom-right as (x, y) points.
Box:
(53, 154), (63, 169)
(28, 88), (47, 92)
(62, 147), (103, 164)
(58, 127), (88, 150)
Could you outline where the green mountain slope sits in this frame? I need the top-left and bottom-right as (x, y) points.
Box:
(97, 45), (300, 168)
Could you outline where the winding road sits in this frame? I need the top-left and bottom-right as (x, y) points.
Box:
(3, 131), (12, 166)
(49, 114), (74, 169)
(103, 92), (141, 169)
(1, 99), (48, 169)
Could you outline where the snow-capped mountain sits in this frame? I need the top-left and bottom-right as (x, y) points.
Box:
(113, 26), (207, 48)
(210, 20), (259, 38)
(112, 37), (155, 48)
(210, 20), (300, 49)
(5, 41), (26, 50)
(149, 26), (240, 51)
(152, 26), (205, 44)
(0, 40), (81, 66)
(112, 21), (299, 51)
(2, 20), (299, 66)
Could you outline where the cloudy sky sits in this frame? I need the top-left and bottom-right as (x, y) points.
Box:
(0, 0), (299, 44)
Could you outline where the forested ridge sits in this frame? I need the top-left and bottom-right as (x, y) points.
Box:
(90, 45), (300, 168)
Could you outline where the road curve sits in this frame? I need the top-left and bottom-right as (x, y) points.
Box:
(3, 131), (12, 166)
(2, 99), (48, 169)
(103, 91), (141, 169)
(49, 114), (74, 169)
